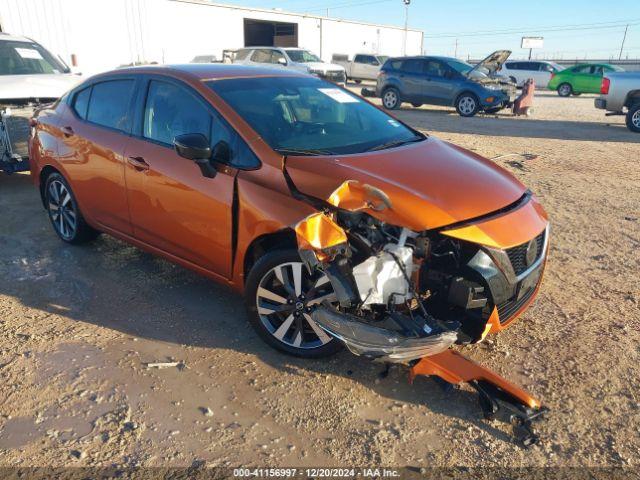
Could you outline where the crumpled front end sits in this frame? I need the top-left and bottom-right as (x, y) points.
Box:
(292, 179), (548, 363)
(290, 177), (549, 445)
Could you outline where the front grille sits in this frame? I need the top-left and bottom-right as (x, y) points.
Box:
(505, 231), (545, 276)
(497, 283), (537, 324)
(319, 71), (346, 83)
(1, 108), (33, 159)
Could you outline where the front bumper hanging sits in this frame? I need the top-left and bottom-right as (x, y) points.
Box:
(409, 350), (548, 446)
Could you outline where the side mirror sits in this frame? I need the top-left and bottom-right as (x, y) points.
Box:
(212, 140), (231, 164)
(277, 57), (287, 66)
(174, 133), (216, 178)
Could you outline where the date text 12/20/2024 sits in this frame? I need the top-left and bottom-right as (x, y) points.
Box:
(233, 468), (401, 478)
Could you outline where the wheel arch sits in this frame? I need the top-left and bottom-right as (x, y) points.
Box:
(38, 164), (63, 209)
(624, 89), (640, 108)
(243, 228), (298, 285)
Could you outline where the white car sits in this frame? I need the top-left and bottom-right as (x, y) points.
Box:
(498, 60), (565, 88)
(1, 33), (82, 174)
(233, 47), (346, 84)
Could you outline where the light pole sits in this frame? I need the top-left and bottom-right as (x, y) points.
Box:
(403, 0), (410, 56)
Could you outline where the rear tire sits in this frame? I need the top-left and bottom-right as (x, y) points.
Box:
(245, 249), (342, 358)
(381, 87), (401, 110)
(455, 93), (479, 117)
(626, 104), (640, 133)
(44, 172), (99, 244)
(557, 83), (572, 97)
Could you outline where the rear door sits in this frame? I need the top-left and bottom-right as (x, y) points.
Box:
(123, 76), (240, 277)
(398, 58), (426, 102)
(570, 65), (593, 92)
(58, 77), (137, 234)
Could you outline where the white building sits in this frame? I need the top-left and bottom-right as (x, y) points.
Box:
(0, 0), (424, 75)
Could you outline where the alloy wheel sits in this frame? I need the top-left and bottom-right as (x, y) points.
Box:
(558, 84), (571, 96)
(632, 109), (640, 129)
(47, 179), (77, 240)
(256, 262), (337, 349)
(383, 90), (398, 109)
(458, 96), (476, 115)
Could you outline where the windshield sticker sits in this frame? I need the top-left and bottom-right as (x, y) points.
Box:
(15, 48), (44, 60)
(318, 88), (359, 103)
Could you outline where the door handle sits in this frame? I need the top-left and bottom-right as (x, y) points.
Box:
(61, 126), (74, 137)
(127, 156), (150, 171)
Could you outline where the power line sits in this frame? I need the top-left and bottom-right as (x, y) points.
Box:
(424, 18), (640, 38)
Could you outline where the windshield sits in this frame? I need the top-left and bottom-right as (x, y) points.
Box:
(286, 50), (321, 63)
(445, 59), (473, 74)
(377, 56), (389, 64)
(207, 76), (424, 155)
(0, 40), (70, 75)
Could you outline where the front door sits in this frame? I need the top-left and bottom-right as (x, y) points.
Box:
(124, 78), (236, 278)
(422, 60), (456, 105)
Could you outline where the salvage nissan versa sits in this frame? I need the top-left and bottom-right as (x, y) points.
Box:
(30, 64), (549, 445)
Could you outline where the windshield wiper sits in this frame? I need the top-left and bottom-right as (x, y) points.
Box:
(275, 147), (335, 156)
(366, 136), (424, 152)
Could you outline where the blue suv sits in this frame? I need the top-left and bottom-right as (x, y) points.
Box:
(375, 51), (517, 117)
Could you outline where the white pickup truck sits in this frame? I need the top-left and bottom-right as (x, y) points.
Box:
(332, 53), (388, 82)
(595, 71), (640, 133)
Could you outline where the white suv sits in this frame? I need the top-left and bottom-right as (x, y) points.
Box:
(499, 60), (564, 88)
(233, 47), (346, 84)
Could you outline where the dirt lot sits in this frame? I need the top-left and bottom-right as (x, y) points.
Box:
(0, 90), (638, 469)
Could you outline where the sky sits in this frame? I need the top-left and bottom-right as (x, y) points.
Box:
(213, 0), (640, 60)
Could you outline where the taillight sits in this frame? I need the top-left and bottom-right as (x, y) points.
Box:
(600, 77), (610, 94)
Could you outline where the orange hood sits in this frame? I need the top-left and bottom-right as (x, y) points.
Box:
(284, 137), (527, 231)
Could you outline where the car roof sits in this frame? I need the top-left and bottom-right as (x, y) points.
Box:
(0, 33), (33, 43)
(108, 63), (309, 81)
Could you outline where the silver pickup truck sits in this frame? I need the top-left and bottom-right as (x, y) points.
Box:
(332, 53), (388, 82)
(595, 71), (640, 133)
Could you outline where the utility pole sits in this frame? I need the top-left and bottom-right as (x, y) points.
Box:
(619, 24), (628, 60)
(403, 0), (410, 56)
(454, 38), (458, 58)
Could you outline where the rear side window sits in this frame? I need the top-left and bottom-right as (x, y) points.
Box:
(73, 87), (91, 119)
(383, 59), (402, 71)
(401, 59), (424, 74)
(143, 80), (211, 145)
(86, 80), (134, 132)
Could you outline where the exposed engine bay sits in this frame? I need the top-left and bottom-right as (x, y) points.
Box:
(0, 101), (37, 174)
(285, 162), (549, 445)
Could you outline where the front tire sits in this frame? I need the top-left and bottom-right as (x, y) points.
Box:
(382, 87), (400, 110)
(557, 83), (572, 97)
(455, 93), (479, 117)
(626, 104), (640, 133)
(245, 249), (342, 358)
(44, 172), (99, 244)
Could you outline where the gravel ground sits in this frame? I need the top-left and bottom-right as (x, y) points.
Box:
(0, 89), (638, 469)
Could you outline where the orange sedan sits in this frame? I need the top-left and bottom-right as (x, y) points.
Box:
(30, 64), (549, 443)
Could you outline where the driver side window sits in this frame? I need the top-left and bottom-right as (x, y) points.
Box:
(143, 80), (211, 146)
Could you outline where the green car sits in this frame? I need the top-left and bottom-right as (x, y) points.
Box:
(548, 63), (624, 97)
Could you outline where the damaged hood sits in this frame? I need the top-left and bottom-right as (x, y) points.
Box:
(468, 50), (511, 77)
(284, 137), (526, 231)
